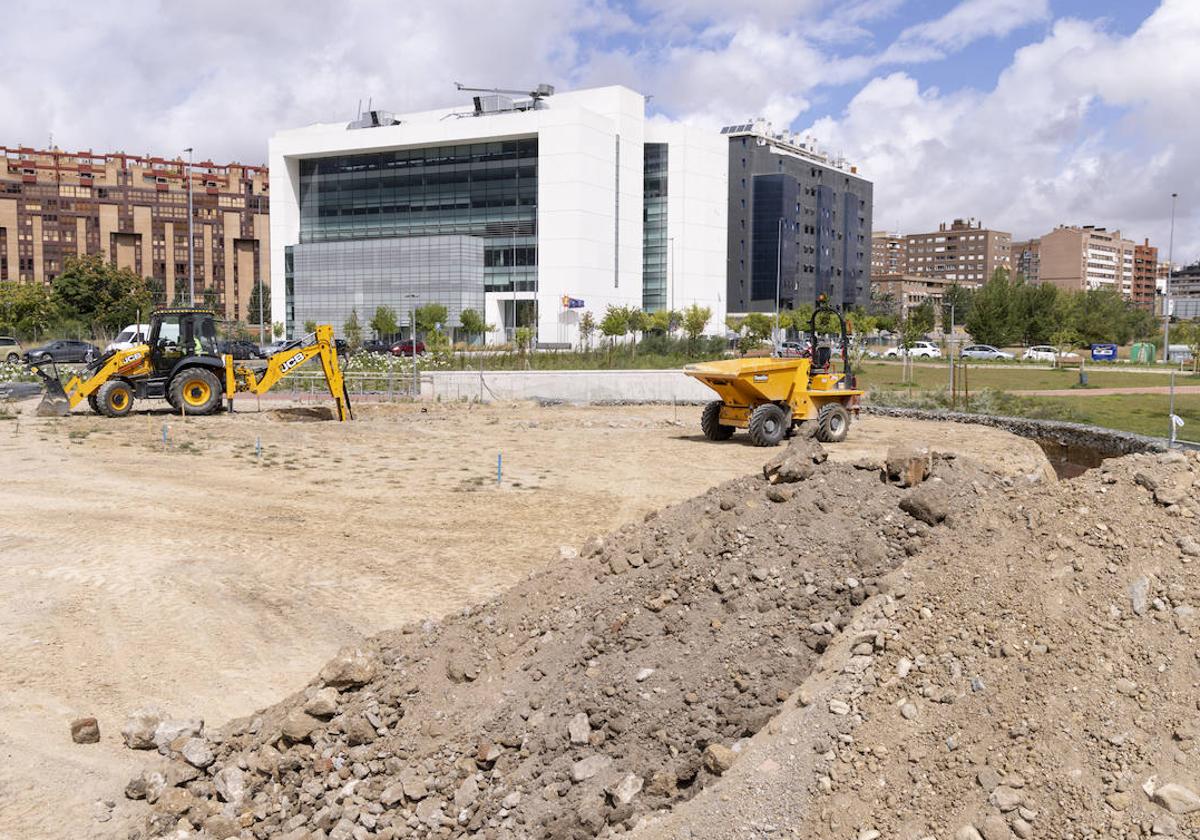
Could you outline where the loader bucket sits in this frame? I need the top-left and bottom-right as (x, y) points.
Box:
(29, 361), (71, 417)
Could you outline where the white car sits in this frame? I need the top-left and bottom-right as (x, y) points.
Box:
(884, 341), (942, 359)
(104, 323), (151, 354)
(960, 344), (1014, 361)
(1022, 345), (1081, 363)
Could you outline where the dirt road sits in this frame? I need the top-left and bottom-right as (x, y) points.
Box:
(0, 400), (1049, 838)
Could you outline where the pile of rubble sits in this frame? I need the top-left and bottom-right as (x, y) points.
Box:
(119, 439), (994, 839)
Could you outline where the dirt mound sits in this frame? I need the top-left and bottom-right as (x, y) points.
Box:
(629, 448), (1200, 840)
(123, 441), (1001, 839)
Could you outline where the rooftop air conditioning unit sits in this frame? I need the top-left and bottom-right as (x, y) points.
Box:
(473, 94), (516, 115)
(347, 110), (401, 130)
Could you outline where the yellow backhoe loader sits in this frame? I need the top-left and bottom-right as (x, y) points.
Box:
(29, 307), (352, 421)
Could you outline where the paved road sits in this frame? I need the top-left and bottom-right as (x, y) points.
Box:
(1015, 385), (1200, 397)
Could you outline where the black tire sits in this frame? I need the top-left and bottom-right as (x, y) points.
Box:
(5, 352), (17, 364)
(87, 393), (101, 414)
(700, 400), (734, 441)
(748, 403), (787, 447)
(816, 402), (851, 443)
(170, 367), (222, 416)
(96, 380), (134, 418)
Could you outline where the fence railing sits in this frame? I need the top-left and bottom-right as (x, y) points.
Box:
(277, 371), (429, 401)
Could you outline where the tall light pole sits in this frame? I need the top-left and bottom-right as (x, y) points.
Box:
(774, 217), (784, 348)
(1162, 192), (1178, 364)
(183, 147), (195, 306)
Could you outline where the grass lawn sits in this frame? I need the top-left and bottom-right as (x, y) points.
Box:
(1020, 393), (1200, 440)
(857, 361), (1195, 392)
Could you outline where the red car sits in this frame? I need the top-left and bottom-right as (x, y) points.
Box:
(390, 340), (425, 357)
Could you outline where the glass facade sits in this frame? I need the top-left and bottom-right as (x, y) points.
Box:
(297, 139), (537, 294)
(750, 174), (798, 304)
(291, 236), (485, 340)
(642, 143), (668, 311)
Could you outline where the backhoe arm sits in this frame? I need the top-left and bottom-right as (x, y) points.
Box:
(230, 325), (352, 420)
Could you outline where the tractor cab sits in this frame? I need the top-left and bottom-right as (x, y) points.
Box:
(147, 308), (220, 375)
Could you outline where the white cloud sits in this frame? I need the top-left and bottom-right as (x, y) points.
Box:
(807, 0), (1200, 260)
(880, 0), (1050, 63)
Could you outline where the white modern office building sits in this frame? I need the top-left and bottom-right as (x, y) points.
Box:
(268, 85), (728, 345)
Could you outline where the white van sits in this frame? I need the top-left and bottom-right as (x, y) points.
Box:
(105, 323), (151, 354)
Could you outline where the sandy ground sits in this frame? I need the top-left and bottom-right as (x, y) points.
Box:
(0, 399), (1049, 839)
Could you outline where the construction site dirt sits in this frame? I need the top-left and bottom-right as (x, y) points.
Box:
(0, 400), (1068, 838)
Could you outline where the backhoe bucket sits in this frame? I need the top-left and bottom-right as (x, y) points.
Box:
(30, 362), (71, 417)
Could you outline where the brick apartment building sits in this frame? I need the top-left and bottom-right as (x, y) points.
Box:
(904, 218), (1011, 286)
(1132, 238), (1158, 310)
(870, 231), (906, 278)
(1027, 225), (1140, 298)
(0, 145), (270, 321)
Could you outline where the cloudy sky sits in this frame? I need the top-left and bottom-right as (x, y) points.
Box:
(3, 0), (1195, 261)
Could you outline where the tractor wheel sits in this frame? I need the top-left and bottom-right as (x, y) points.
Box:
(748, 403), (787, 447)
(700, 400), (734, 441)
(816, 403), (851, 443)
(170, 368), (222, 416)
(96, 380), (135, 418)
(87, 393), (101, 415)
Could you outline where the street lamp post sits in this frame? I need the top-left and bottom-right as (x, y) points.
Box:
(1162, 192), (1178, 364)
(774, 217), (784, 349)
(183, 148), (195, 306)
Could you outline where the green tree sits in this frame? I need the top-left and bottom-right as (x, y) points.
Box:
(626, 308), (650, 355)
(202, 287), (220, 310)
(1173, 320), (1200, 373)
(414, 303), (448, 338)
(682, 304), (712, 348)
(1070, 288), (1133, 345)
(899, 301), (936, 350)
(343, 308), (363, 350)
(648, 310), (672, 335)
(599, 305), (631, 347)
(0, 282), (57, 339)
(369, 305), (399, 340)
(50, 254), (151, 335)
(1008, 281), (1059, 346)
(272, 321), (285, 340)
(942, 283), (974, 327)
(965, 272), (1015, 346)
(514, 326), (534, 358)
(247, 281), (271, 325)
(458, 308), (490, 344)
(578, 310), (597, 351)
(303, 319), (318, 334)
(738, 312), (773, 354)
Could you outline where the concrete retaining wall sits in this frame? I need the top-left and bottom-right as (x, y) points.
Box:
(426, 369), (714, 404)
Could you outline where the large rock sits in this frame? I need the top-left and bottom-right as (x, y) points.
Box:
(1153, 783), (1200, 814)
(900, 485), (949, 526)
(886, 445), (930, 487)
(763, 437), (827, 484)
(978, 815), (1012, 840)
(70, 717), (100, 744)
(153, 718), (204, 750)
(571, 754), (613, 782)
(608, 773), (644, 805)
(703, 743), (737, 775)
(568, 712), (591, 745)
(318, 646), (378, 688)
(303, 687), (340, 718)
(122, 706), (166, 750)
(281, 710), (321, 743)
(180, 737), (215, 769)
(214, 766), (246, 804)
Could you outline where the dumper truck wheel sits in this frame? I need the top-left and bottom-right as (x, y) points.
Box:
(748, 403), (787, 447)
(96, 380), (135, 418)
(701, 400), (734, 441)
(816, 403), (851, 443)
(171, 368), (222, 416)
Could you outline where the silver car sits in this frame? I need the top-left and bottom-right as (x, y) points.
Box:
(960, 344), (1014, 360)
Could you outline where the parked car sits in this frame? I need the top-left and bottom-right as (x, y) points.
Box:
(960, 344), (1014, 361)
(0, 335), (23, 364)
(884, 341), (942, 359)
(1022, 345), (1081, 363)
(24, 339), (100, 364)
(361, 339), (389, 354)
(260, 340), (293, 356)
(335, 339), (352, 357)
(105, 323), (151, 354)
(390, 340), (426, 357)
(218, 340), (264, 359)
(778, 340), (809, 357)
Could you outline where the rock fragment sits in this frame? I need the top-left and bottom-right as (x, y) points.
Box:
(71, 717), (100, 744)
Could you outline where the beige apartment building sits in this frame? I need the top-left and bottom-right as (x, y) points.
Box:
(1035, 225), (1137, 298)
(904, 218), (1011, 286)
(0, 145), (270, 322)
(872, 273), (953, 318)
(870, 231), (906, 278)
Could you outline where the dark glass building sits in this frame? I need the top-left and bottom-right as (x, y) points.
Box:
(641, 143), (669, 312)
(724, 127), (873, 313)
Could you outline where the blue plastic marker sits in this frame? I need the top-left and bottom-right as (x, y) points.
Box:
(497, 452), (502, 485)
(162, 423), (168, 446)
(256, 436), (262, 459)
